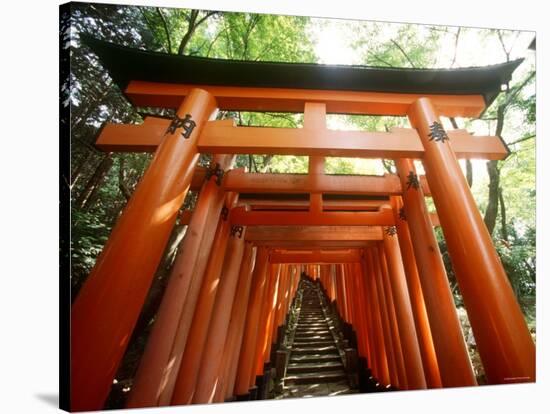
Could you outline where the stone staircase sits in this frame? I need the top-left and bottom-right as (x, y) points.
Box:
(277, 280), (357, 398)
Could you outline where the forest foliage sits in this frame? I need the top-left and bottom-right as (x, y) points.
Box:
(65, 3), (536, 384)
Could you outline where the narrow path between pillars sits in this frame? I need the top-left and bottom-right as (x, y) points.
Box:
(275, 277), (358, 398)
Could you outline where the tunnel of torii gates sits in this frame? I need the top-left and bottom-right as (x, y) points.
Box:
(70, 37), (535, 411)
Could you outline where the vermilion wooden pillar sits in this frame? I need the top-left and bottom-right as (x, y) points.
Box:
(347, 266), (360, 342)
(153, 193), (238, 405)
(365, 250), (390, 385)
(171, 193), (238, 405)
(192, 230), (250, 403)
(390, 196), (442, 388)
(281, 267), (294, 326)
(272, 265), (290, 343)
(252, 264), (281, 381)
(341, 265), (352, 322)
(128, 154), (234, 408)
(217, 245), (258, 402)
(377, 246), (408, 389)
(351, 264), (370, 360)
(361, 258), (378, 376)
(359, 258), (376, 368)
(335, 266), (346, 320)
(261, 265), (282, 365)
(71, 89), (217, 411)
(372, 247), (400, 387)
(342, 265), (353, 325)
(355, 262), (372, 364)
(382, 233), (427, 390)
(409, 98), (535, 384)
(234, 247), (270, 397)
(351, 263), (370, 360)
(332, 265), (338, 301)
(319, 265), (327, 292)
(394, 157), (476, 387)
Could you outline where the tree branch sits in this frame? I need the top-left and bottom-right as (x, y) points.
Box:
(497, 30), (510, 61)
(263, 112), (298, 128)
(502, 71), (535, 109)
(368, 52), (395, 67)
(391, 39), (416, 68)
(139, 8), (161, 48)
(205, 26), (226, 57)
(195, 11), (218, 27)
(450, 27), (461, 67)
(177, 10), (217, 55)
(178, 10), (198, 55)
(508, 134), (535, 146)
(156, 7), (172, 53)
(242, 14), (260, 59)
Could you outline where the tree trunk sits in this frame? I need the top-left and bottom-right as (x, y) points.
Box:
(483, 160), (500, 236)
(260, 155), (274, 173)
(483, 105), (505, 236)
(76, 152), (114, 210)
(466, 159), (473, 188)
(498, 187), (508, 241)
(71, 150), (93, 188)
(178, 10), (199, 55)
(118, 155), (132, 201)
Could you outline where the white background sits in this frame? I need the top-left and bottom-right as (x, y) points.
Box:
(0, 0), (547, 412)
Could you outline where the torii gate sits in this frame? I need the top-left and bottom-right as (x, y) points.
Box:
(70, 36), (535, 411)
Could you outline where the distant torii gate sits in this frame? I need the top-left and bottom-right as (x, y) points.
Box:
(70, 37), (535, 411)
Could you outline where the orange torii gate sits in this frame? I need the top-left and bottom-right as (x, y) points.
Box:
(70, 36), (534, 411)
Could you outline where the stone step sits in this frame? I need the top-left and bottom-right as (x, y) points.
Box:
(296, 324), (329, 329)
(291, 340), (335, 347)
(296, 322), (328, 327)
(287, 361), (344, 374)
(295, 328), (331, 335)
(290, 353), (342, 363)
(293, 335), (333, 341)
(284, 370), (348, 385)
(294, 333), (331, 340)
(299, 318), (330, 323)
(277, 381), (356, 399)
(293, 335), (333, 342)
(291, 340), (336, 348)
(295, 329), (330, 335)
(292, 345), (338, 354)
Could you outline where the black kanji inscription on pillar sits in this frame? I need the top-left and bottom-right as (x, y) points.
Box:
(205, 162), (224, 186)
(428, 121), (449, 143)
(231, 225), (244, 238)
(399, 207), (406, 221)
(220, 206), (229, 221)
(165, 114), (196, 139)
(385, 226), (397, 236)
(406, 171), (420, 190)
